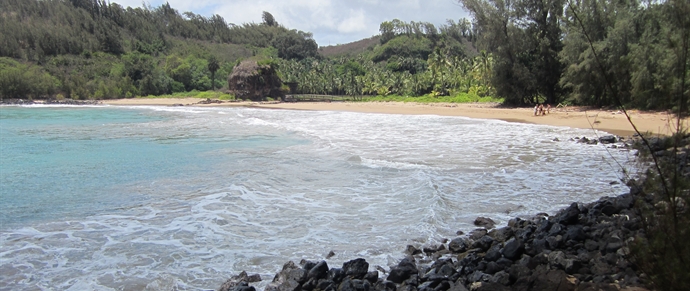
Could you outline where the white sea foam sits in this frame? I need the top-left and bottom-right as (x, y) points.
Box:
(0, 106), (636, 290)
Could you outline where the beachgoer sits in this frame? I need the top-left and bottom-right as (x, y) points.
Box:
(534, 104), (538, 116)
(546, 104), (551, 114)
(538, 104), (544, 116)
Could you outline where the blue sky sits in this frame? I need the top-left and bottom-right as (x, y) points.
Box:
(110, 0), (470, 46)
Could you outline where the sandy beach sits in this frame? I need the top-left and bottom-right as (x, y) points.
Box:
(102, 98), (686, 137)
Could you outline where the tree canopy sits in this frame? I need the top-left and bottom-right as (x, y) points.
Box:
(459, 0), (689, 110)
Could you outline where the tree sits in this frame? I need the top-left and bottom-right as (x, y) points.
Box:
(262, 11), (277, 27)
(459, 0), (565, 105)
(208, 55), (219, 90)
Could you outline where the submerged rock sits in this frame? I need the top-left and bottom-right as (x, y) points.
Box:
(473, 217), (496, 229)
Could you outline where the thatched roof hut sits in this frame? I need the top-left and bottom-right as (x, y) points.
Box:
(228, 60), (284, 101)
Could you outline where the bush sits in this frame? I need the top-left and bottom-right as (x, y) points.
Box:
(630, 133), (690, 291)
(0, 57), (60, 99)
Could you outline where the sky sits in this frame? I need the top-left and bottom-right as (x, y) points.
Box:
(109, 0), (471, 46)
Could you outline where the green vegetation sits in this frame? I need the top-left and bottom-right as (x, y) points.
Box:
(361, 93), (502, 104)
(630, 132), (690, 291)
(460, 0), (689, 110)
(141, 90), (235, 100)
(0, 0), (686, 111)
(0, 0), (315, 100)
(0, 57), (60, 99)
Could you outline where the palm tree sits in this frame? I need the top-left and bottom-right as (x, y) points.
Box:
(207, 56), (220, 90)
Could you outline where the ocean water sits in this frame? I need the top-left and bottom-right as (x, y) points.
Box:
(0, 105), (635, 290)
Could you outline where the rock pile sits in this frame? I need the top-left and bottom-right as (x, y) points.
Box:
(196, 98), (224, 105)
(219, 187), (648, 291)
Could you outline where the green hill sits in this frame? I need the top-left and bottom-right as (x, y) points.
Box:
(0, 0), (316, 99)
(318, 36), (381, 58)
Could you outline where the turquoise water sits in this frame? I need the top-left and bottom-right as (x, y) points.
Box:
(0, 105), (635, 290)
(0, 106), (304, 228)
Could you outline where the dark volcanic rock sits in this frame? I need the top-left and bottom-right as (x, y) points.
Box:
(557, 203), (581, 225)
(484, 244), (503, 262)
(339, 279), (371, 291)
(474, 217), (496, 229)
(599, 135), (617, 144)
(406, 245), (422, 256)
(225, 168), (653, 291)
(531, 269), (577, 291)
(501, 238), (524, 260)
(469, 229), (488, 240)
(472, 235), (494, 252)
(308, 261), (330, 281)
(565, 225), (587, 242)
(388, 258), (418, 284)
(343, 259), (369, 279)
(219, 271), (262, 291)
(469, 282), (510, 291)
(448, 237), (469, 253)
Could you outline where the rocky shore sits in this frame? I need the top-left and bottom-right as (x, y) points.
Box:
(218, 135), (652, 291)
(219, 192), (645, 291)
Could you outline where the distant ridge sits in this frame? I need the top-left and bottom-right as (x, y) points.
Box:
(318, 36), (381, 57)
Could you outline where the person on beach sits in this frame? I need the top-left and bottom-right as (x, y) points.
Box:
(538, 104), (544, 116)
(546, 104), (551, 114)
(534, 104), (539, 116)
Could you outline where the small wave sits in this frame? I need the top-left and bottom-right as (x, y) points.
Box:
(360, 158), (436, 170)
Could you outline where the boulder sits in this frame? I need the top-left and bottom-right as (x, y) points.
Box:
(472, 236), (495, 252)
(484, 244), (503, 262)
(565, 225), (587, 242)
(448, 237), (470, 253)
(501, 238), (525, 260)
(338, 279), (371, 291)
(469, 229), (489, 240)
(308, 261), (329, 281)
(599, 136), (617, 144)
(387, 258), (418, 283)
(548, 251), (568, 270)
(488, 227), (514, 243)
(556, 203), (581, 225)
(530, 269), (577, 291)
(469, 282), (509, 291)
(219, 271), (262, 291)
(343, 258), (369, 279)
(474, 217), (497, 229)
(364, 271), (379, 284)
(406, 245), (422, 256)
(490, 271), (511, 286)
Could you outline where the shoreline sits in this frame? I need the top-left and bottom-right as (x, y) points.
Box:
(101, 98), (685, 137)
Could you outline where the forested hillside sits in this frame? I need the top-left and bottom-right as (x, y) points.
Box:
(0, 0), (687, 112)
(0, 0), (317, 99)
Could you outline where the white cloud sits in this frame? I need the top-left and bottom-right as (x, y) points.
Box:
(337, 10), (368, 34)
(109, 0), (471, 46)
